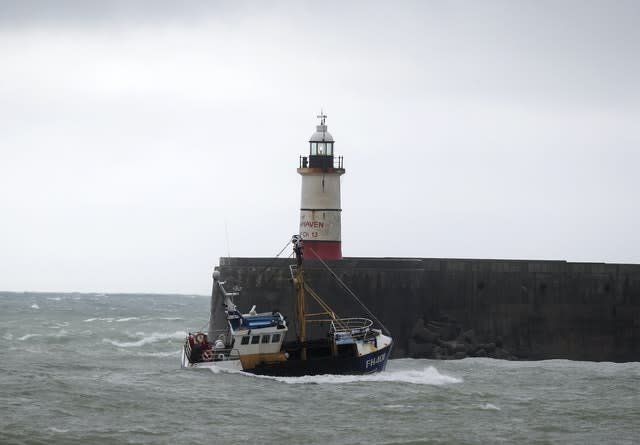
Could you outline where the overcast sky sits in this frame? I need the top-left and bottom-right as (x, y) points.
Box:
(1, 1), (639, 294)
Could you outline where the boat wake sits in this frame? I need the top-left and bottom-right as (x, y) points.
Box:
(273, 366), (462, 385)
(209, 365), (462, 385)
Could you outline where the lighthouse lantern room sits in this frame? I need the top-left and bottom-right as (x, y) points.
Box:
(298, 112), (345, 260)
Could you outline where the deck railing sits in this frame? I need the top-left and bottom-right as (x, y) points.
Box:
(299, 155), (344, 169)
(330, 318), (373, 340)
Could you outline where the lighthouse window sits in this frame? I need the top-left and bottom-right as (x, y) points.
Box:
(241, 336), (250, 345)
(317, 142), (325, 154)
(261, 335), (270, 344)
(251, 336), (260, 345)
(271, 334), (281, 343)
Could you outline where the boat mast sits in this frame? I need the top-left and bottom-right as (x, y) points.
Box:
(292, 235), (307, 360)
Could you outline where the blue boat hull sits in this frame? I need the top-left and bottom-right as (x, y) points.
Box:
(244, 344), (392, 377)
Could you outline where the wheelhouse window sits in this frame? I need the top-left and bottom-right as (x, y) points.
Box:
(251, 336), (260, 345)
(261, 335), (270, 344)
(241, 336), (250, 345)
(271, 334), (281, 343)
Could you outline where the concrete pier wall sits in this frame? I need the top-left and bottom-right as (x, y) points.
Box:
(217, 257), (640, 362)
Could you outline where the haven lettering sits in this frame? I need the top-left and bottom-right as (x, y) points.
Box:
(300, 221), (325, 229)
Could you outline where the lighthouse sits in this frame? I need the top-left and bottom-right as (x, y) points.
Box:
(297, 112), (345, 260)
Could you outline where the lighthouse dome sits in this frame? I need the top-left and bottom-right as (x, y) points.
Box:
(309, 124), (334, 143)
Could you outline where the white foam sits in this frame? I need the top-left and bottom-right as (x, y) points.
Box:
(84, 317), (116, 323)
(383, 404), (415, 410)
(102, 331), (186, 348)
(53, 329), (68, 338)
(31, 304), (40, 309)
(49, 322), (69, 328)
(480, 403), (501, 411)
(18, 334), (41, 341)
(207, 364), (244, 375)
(244, 366), (463, 386)
(115, 317), (140, 322)
(49, 427), (70, 433)
(84, 317), (115, 323)
(47, 297), (62, 301)
(3, 333), (14, 340)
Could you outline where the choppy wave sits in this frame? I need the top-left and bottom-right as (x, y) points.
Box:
(480, 403), (501, 411)
(87, 316), (182, 323)
(48, 427), (70, 433)
(53, 329), (69, 338)
(50, 322), (69, 328)
(83, 317), (116, 323)
(31, 304), (40, 309)
(102, 331), (186, 348)
(12, 330), (72, 344)
(18, 334), (41, 341)
(115, 317), (140, 322)
(382, 404), (415, 410)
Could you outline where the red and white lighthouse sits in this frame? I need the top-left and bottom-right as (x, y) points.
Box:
(297, 112), (345, 260)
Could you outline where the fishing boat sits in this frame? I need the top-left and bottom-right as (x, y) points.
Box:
(180, 235), (393, 376)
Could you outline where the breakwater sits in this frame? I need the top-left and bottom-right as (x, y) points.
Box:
(217, 257), (640, 362)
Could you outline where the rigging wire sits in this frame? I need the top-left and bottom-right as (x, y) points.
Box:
(274, 238), (292, 258)
(306, 247), (392, 336)
(249, 237), (295, 289)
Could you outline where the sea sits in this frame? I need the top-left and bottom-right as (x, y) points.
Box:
(1, 292), (638, 445)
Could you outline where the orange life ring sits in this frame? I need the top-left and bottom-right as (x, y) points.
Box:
(201, 350), (213, 361)
(195, 333), (205, 344)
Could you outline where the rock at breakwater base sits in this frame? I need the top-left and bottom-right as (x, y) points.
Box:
(409, 317), (517, 360)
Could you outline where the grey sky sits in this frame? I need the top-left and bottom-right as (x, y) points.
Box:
(1, 1), (639, 294)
